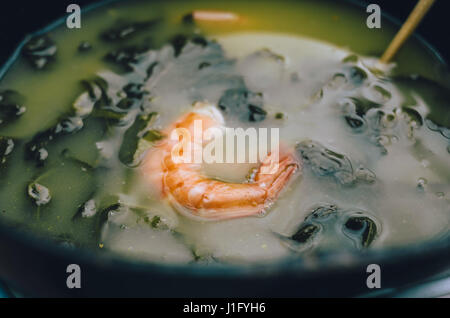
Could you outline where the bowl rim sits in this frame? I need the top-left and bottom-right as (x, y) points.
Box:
(0, 0), (449, 280)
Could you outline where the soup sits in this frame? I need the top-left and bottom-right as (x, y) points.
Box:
(0, 0), (449, 264)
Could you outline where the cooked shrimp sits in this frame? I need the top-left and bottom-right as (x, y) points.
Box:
(141, 102), (301, 221)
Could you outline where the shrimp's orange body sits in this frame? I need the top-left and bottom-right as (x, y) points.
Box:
(141, 103), (301, 221)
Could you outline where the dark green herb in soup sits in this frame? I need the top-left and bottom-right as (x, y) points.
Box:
(22, 35), (57, 70)
(0, 90), (26, 127)
(285, 204), (379, 252)
(0, 136), (15, 167)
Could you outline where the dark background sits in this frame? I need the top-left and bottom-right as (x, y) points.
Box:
(0, 0), (448, 64)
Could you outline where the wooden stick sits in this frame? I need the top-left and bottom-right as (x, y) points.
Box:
(380, 0), (435, 64)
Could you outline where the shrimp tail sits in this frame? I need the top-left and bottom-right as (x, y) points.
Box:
(141, 102), (302, 221)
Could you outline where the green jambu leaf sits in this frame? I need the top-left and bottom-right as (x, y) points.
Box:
(309, 204), (338, 220)
(73, 198), (97, 220)
(78, 76), (132, 126)
(393, 75), (450, 129)
(181, 12), (195, 25)
(119, 112), (159, 166)
(101, 19), (160, 42)
(198, 62), (211, 70)
(248, 104), (267, 122)
(73, 91), (97, 117)
(142, 129), (164, 142)
(286, 204), (379, 253)
(275, 112), (284, 119)
(344, 115), (365, 130)
(218, 88), (266, 123)
(0, 90), (26, 127)
(191, 36), (208, 47)
(116, 98), (135, 110)
(372, 85), (392, 101)
(0, 136), (15, 167)
(25, 74), (116, 166)
(150, 215), (161, 229)
(350, 97), (381, 117)
(61, 148), (95, 171)
(91, 108), (127, 122)
(342, 54), (358, 63)
(22, 35), (57, 69)
(81, 194), (121, 237)
(296, 140), (355, 186)
(402, 106), (423, 126)
(291, 223), (320, 243)
(27, 182), (52, 207)
(0, 89), (26, 106)
(91, 77), (112, 107)
(171, 34), (188, 57)
(25, 116), (84, 166)
(78, 41), (92, 52)
(130, 206), (171, 230)
(77, 77), (108, 108)
(94, 202), (121, 243)
(344, 215), (378, 248)
(122, 83), (148, 99)
(104, 44), (151, 72)
(347, 66), (367, 85)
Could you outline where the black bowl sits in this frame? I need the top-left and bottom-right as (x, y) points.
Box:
(0, 0), (449, 297)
